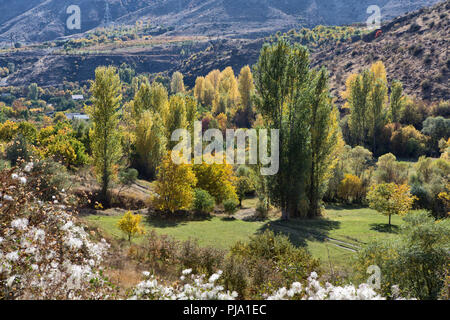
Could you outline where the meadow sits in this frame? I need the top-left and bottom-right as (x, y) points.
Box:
(84, 204), (403, 273)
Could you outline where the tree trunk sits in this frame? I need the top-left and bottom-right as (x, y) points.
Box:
(281, 208), (289, 220)
(388, 214), (391, 227)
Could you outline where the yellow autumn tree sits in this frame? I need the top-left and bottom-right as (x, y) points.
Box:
(367, 183), (416, 226)
(338, 174), (364, 203)
(170, 71), (185, 94)
(194, 76), (205, 104)
(370, 60), (388, 85)
(153, 152), (197, 213)
(193, 156), (238, 204)
(118, 211), (145, 242)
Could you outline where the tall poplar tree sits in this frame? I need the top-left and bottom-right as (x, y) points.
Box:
(87, 66), (122, 201)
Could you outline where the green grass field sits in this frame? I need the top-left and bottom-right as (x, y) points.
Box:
(84, 205), (403, 272)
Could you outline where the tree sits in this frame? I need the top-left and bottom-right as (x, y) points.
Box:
(421, 116), (450, 155)
(214, 67), (240, 115)
(373, 153), (408, 184)
(253, 40), (311, 219)
(236, 66), (255, 128)
(166, 95), (188, 148)
(306, 68), (340, 218)
(193, 160), (238, 204)
(348, 146), (373, 178)
(153, 152), (197, 213)
(133, 81), (169, 119)
(367, 183), (416, 226)
(118, 168), (138, 196)
(346, 71), (373, 146)
(135, 110), (167, 179)
(368, 78), (388, 154)
(389, 80), (404, 123)
(86, 66), (122, 202)
(170, 71), (185, 94)
(194, 76), (205, 105)
(236, 176), (252, 207)
(338, 174), (363, 203)
(254, 40), (339, 219)
(27, 83), (39, 101)
(117, 211), (145, 242)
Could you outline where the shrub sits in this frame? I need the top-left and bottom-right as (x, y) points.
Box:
(29, 159), (70, 201)
(355, 211), (449, 299)
(6, 134), (31, 166)
(230, 230), (320, 286)
(223, 198), (239, 216)
(255, 199), (269, 220)
(222, 256), (249, 298)
(192, 188), (215, 214)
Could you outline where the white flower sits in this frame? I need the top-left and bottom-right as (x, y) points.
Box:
(24, 163), (34, 172)
(0, 236), (3, 244)
(209, 273), (220, 283)
(11, 173), (19, 180)
(142, 271), (150, 277)
(6, 251), (19, 262)
(3, 194), (13, 201)
(66, 237), (83, 250)
(19, 177), (27, 185)
(6, 276), (16, 287)
(11, 218), (29, 230)
(182, 269), (192, 275)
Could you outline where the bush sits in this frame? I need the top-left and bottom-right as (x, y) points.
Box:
(355, 211), (449, 299)
(222, 256), (249, 298)
(6, 134), (31, 166)
(192, 188), (215, 214)
(255, 199), (269, 220)
(223, 198), (239, 216)
(29, 159), (70, 201)
(230, 230), (320, 287)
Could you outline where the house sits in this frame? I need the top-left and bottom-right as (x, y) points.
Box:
(71, 95), (84, 100)
(66, 113), (90, 120)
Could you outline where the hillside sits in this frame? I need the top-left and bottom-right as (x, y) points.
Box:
(0, 0), (441, 42)
(0, 1), (448, 104)
(180, 0), (450, 102)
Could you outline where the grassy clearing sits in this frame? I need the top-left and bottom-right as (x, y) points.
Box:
(83, 205), (403, 272)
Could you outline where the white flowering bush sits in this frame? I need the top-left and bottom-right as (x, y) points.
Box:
(130, 270), (409, 300)
(130, 269), (239, 300)
(265, 272), (385, 300)
(0, 165), (114, 300)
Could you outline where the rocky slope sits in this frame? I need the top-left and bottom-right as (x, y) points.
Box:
(0, 0), (441, 42)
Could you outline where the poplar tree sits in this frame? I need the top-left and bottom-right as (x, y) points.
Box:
(254, 40), (311, 220)
(87, 66), (122, 201)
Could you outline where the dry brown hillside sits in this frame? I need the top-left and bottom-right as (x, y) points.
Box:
(313, 1), (449, 103)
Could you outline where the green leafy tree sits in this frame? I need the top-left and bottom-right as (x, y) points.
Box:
(254, 40), (339, 219)
(86, 66), (123, 202)
(389, 80), (404, 123)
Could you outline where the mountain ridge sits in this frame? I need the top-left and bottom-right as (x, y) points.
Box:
(0, 0), (441, 42)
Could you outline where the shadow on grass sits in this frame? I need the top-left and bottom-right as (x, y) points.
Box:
(325, 203), (366, 211)
(257, 218), (341, 248)
(370, 223), (400, 234)
(145, 211), (213, 228)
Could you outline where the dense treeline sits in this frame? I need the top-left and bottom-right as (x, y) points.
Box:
(0, 39), (448, 220)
